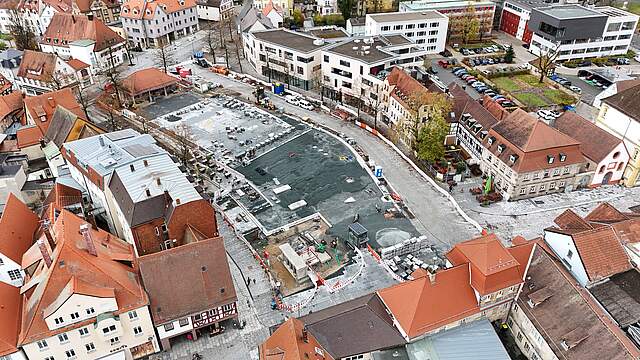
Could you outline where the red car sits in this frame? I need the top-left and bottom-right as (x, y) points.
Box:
(438, 60), (449, 68)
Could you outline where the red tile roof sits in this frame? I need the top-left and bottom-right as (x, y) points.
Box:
(554, 209), (593, 231)
(259, 318), (334, 360)
(121, 0), (196, 19)
(24, 87), (84, 136)
(378, 264), (480, 339)
(41, 13), (125, 52)
(386, 67), (431, 110)
(446, 233), (526, 295)
(0, 194), (39, 264)
(17, 50), (57, 83)
(0, 92), (24, 121)
(16, 125), (42, 148)
(586, 203), (633, 224)
(262, 0), (282, 15)
(482, 95), (510, 121)
(0, 282), (22, 356)
(553, 112), (625, 163)
(66, 58), (90, 70)
(19, 210), (147, 344)
(42, 183), (83, 211)
(483, 109), (585, 173)
(121, 68), (179, 96)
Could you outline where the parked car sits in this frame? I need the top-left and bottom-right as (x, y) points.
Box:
(298, 99), (314, 110)
(537, 109), (558, 121)
(284, 94), (300, 105)
(568, 85), (582, 94)
(617, 57), (630, 65)
(439, 49), (453, 57)
(438, 60), (450, 68)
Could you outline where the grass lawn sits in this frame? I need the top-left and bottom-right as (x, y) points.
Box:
(516, 74), (545, 88)
(543, 89), (576, 106)
(493, 77), (521, 92)
(515, 93), (548, 108)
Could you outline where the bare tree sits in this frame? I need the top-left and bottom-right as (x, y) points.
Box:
(8, 10), (38, 50)
(174, 123), (194, 165)
(104, 63), (123, 108)
(205, 22), (217, 62)
(75, 86), (91, 121)
(106, 106), (119, 131)
(534, 43), (560, 83)
(217, 25), (229, 68)
(365, 84), (385, 130)
(156, 42), (174, 73)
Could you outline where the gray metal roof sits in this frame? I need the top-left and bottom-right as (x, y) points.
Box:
(406, 320), (510, 360)
(63, 129), (161, 178)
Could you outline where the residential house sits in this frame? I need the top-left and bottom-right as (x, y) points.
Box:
(19, 209), (160, 360)
(0, 49), (24, 87)
(593, 78), (640, 108)
(0, 73), (13, 95)
(244, 29), (330, 91)
(0, 158), (27, 207)
(120, 67), (179, 105)
(259, 318), (334, 360)
(544, 208), (632, 287)
(75, 0), (121, 24)
(16, 0), (41, 36)
(196, 0), (234, 21)
(553, 112), (628, 186)
(596, 82), (640, 187)
(346, 17), (365, 36)
(0, 91), (24, 136)
(40, 13), (127, 72)
(62, 130), (218, 255)
(450, 83), (499, 161)
(39, 0), (76, 36)
(528, 5), (638, 61)
(322, 36), (428, 112)
(0, 194), (39, 287)
(0, 0), (19, 34)
(261, 0), (283, 28)
(399, 0), (495, 42)
(237, 2), (273, 34)
(15, 50), (79, 95)
(252, 0), (291, 16)
(120, 0), (199, 48)
(480, 109), (588, 200)
(507, 243), (640, 360)
(139, 238), (237, 350)
(381, 67), (446, 148)
(364, 11), (448, 53)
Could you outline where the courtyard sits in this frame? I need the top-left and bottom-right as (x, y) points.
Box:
(492, 74), (576, 109)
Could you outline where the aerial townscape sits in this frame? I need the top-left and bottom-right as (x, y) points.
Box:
(1, 0), (640, 358)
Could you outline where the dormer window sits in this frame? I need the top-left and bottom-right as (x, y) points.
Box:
(123, 7), (128, 13)
(461, 113), (471, 121)
(527, 287), (553, 308)
(497, 144), (505, 153)
(487, 136), (496, 145)
(547, 155), (555, 164)
(479, 130), (488, 139)
(509, 154), (519, 164)
(473, 123), (482, 133)
(467, 118), (476, 126)
(559, 153), (566, 162)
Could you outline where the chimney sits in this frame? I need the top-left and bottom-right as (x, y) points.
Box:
(428, 271), (436, 285)
(37, 239), (53, 267)
(301, 326), (309, 343)
(98, 136), (105, 147)
(87, 13), (93, 20)
(71, 14), (75, 23)
(47, 96), (54, 107)
(80, 223), (97, 256)
(175, 198), (181, 205)
(145, 188), (151, 197)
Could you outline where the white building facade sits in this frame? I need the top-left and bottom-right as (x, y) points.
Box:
(364, 11), (448, 53)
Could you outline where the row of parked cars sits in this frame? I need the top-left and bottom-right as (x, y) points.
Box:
(284, 94), (315, 110)
(577, 74), (611, 90)
(451, 67), (516, 108)
(467, 57), (509, 66)
(549, 74), (582, 94)
(459, 44), (509, 56)
(536, 109), (562, 122)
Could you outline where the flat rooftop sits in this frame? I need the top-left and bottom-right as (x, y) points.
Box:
(384, 34), (413, 46)
(536, 5), (604, 19)
(308, 27), (349, 39)
(252, 29), (328, 53)
(326, 37), (396, 64)
(401, 0), (495, 10)
(367, 10), (447, 23)
(596, 5), (639, 17)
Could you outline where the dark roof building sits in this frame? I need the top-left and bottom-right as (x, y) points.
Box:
(553, 112), (624, 164)
(602, 82), (640, 121)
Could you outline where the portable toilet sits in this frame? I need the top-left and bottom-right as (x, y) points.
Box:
(348, 222), (369, 248)
(273, 82), (285, 95)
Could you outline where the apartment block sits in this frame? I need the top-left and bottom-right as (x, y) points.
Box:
(364, 11), (448, 53)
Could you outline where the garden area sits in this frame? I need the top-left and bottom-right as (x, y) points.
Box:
(491, 74), (576, 109)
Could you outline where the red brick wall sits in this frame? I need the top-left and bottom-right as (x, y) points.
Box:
(167, 199), (218, 242)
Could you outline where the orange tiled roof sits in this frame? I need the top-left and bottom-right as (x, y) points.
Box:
(378, 264), (480, 339)
(121, 67), (178, 96)
(586, 203), (633, 224)
(41, 13), (124, 52)
(0, 282), (22, 356)
(66, 58), (90, 71)
(24, 88), (84, 136)
(16, 126), (42, 148)
(121, 0), (196, 19)
(446, 233), (526, 295)
(262, 0), (282, 15)
(0, 194), (39, 265)
(554, 209), (594, 231)
(259, 318), (334, 360)
(19, 210), (147, 344)
(0, 91), (24, 121)
(17, 50), (57, 83)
